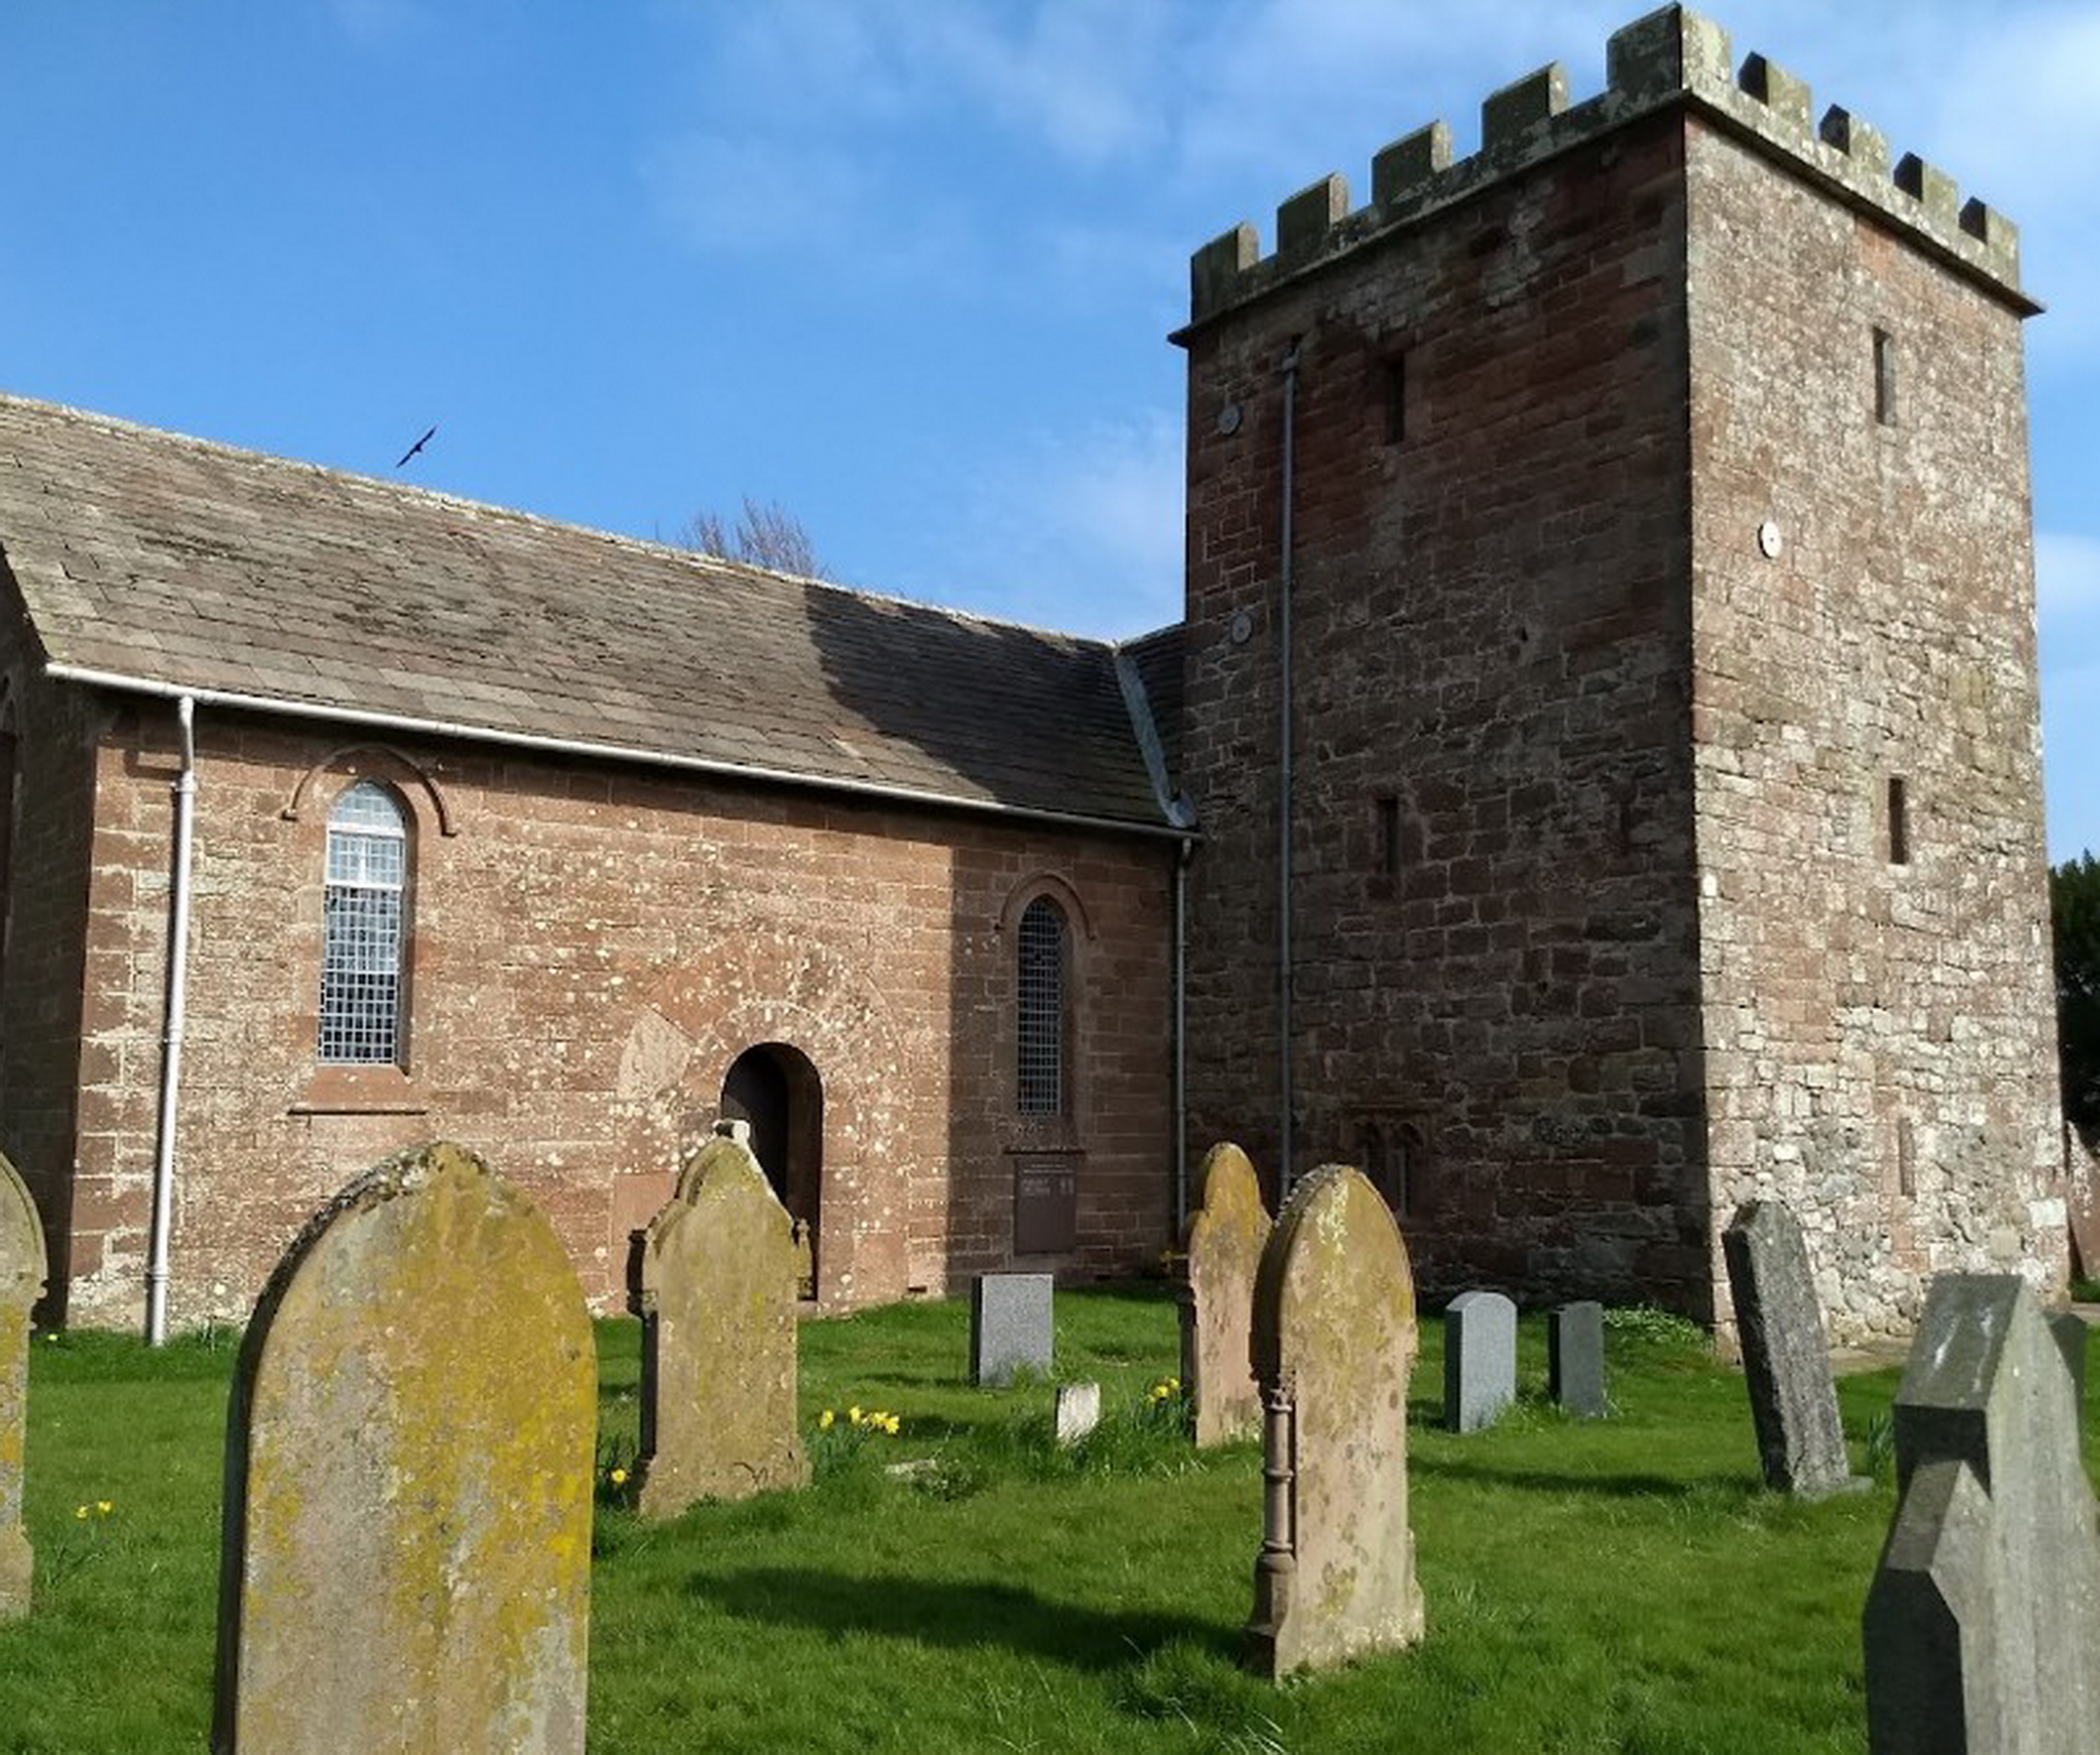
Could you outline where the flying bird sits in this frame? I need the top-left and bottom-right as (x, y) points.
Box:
(394, 424), (437, 469)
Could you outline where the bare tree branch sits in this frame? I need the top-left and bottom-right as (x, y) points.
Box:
(681, 495), (825, 579)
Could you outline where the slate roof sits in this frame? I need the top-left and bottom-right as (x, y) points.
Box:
(0, 395), (1186, 833)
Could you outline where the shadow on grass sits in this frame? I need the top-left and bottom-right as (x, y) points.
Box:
(688, 1566), (1230, 1673)
(1415, 1454), (1755, 1501)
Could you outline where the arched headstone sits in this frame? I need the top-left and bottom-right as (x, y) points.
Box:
(0, 1152), (46, 1620)
(213, 1143), (595, 1755)
(637, 1129), (806, 1516)
(1181, 1142), (1271, 1445)
(1245, 1164), (1424, 1678)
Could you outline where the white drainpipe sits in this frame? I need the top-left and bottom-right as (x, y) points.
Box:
(145, 694), (197, 1345)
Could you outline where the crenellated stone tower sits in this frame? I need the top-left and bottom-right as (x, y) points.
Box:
(1174, 4), (2063, 1343)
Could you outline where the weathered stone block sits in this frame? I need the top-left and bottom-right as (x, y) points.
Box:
(1054, 1380), (1102, 1447)
(636, 1128), (807, 1517)
(1245, 1164), (1424, 1679)
(1723, 1200), (1857, 1496)
(1180, 1142), (1271, 1445)
(1444, 1289), (1517, 1432)
(1864, 1274), (2100, 1753)
(213, 1143), (595, 1755)
(971, 1273), (1053, 1386)
(0, 1152), (45, 1622)
(1549, 1301), (1608, 1418)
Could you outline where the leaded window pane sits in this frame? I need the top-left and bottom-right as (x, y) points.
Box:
(319, 782), (406, 1065)
(1017, 897), (1066, 1116)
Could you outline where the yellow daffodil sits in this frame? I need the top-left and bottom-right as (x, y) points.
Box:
(96, 1500), (112, 1515)
(819, 1408), (836, 1429)
(73, 1505), (88, 1520)
(609, 1467), (628, 1487)
(849, 1405), (863, 1423)
(882, 1415), (900, 1435)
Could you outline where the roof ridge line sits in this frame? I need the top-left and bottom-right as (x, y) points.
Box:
(0, 389), (1132, 654)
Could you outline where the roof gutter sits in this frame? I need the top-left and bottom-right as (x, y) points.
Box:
(43, 663), (1199, 845)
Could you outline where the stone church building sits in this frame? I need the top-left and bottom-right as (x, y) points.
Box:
(0, 7), (2068, 1341)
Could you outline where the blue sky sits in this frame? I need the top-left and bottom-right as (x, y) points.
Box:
(1, 1), (2093, 857)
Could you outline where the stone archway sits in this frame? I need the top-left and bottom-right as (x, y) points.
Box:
(720, 1041), (823, 1300)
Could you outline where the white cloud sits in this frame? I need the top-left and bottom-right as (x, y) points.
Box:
(935, 409), (1184, 638)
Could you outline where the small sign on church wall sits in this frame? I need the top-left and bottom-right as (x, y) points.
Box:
(1011, 1152), (1080, 1254)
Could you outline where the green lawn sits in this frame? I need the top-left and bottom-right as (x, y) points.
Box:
(3, 1289), (2091, 1755)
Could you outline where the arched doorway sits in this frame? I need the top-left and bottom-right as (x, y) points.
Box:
(720, 1043), (822, 1300)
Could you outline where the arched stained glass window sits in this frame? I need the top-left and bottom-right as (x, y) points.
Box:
(319, 780), (407, 1064)
(1016, 895), (1069, 1116)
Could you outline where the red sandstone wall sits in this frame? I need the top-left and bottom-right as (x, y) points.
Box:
(62, 705), (1174, 1327)
(0, 582), (97, 1317)
(1684, 118), (2066, 1342)
(1180, 116), (1710, 1310)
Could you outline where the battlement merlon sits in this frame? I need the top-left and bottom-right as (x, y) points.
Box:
(1177, 4), (2036, 340)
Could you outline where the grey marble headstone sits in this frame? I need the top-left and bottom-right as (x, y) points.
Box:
(1443, 1290), (1517, 1432)
(1864, 1274), (2100, 1754)
(1548, 1301), (1607, 1418)
(1054, 1380), (1101, 1447)
(971, 1273), (1053, 1387)
(1722, 1200), (1857, 1496)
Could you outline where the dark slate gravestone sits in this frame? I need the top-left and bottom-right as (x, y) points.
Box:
(1548, 1301), (1607, 1418)
(970, 1273), (1053, 1387)
(1443, 1290), (1517, 1433)
(1864, 1275), (2100, 1754)
(1721, 1200), (1858, 1496)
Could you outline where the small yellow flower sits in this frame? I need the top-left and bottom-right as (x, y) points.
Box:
(608, 1467), (628, 1487)
(882, 1415), (900, 1435)
(849, 1405), (863, 1423)
(819, 1408), (836, 1429)
(96, 1500), (112, 1515)
(73, 1505), (88, 1520)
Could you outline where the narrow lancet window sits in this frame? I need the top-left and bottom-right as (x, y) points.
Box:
(320, 780), (407, 1063)
(1016, 895), (1069, 1116)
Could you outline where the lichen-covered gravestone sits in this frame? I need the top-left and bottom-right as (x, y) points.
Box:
(1245, 1163), (1424, 1679)
(1721, 1199), (1859, 1496)
(1, 1151), (46, 1621)
(1443, 1290), (1517, 1432)
(1549, 1301), (1607, 1418)
(635, 1128), (807, 1516)
(1180, 1142), (1272, 1445)
(1863, 1275), (2100, 1754)
(213, 1142), (595, 1755)
(971, 1273), (1053, 1386)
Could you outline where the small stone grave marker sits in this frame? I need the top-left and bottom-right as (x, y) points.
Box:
(1864, 1274), (2100, 1754)
(1444, 1289), (1517, 1432)
(0, 1152), (45, 1621)
(213, 1142), (595, 1755)
(1054, 1381), (1101, 1447)
(636, 1128), (807, 1517)
(1722, 1199), (1860, 1496)
(971, 1273), (1053, 1386)
(1245, 1163), (1424, 1679)
(1181, 1142), (1271, 1446)
(1549, 1301), (1607, 1418)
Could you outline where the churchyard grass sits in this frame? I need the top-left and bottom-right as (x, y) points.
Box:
(4, 1290), (2096, 1755)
